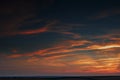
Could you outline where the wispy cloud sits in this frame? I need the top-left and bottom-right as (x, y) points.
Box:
(7, 37), (120, 60)
(0, 18), (83, 41)
(5, 30), (120, 73)
(91, 8), (120, 19)
(0, 0), (57, 37)
(1, 17), (120, 73)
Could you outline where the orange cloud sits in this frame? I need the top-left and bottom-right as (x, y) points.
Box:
(97, 45), (120, 50)
(11, 49), (17, 53)
(69, 53), (120, 73)
(59, 32), (81, 39)
(5, 32), (120, 74)
(7, 51), (120, 74)
(26, 56), (66, 67)
(95, 33), (120, 40)
(7, 38), (120, 59)
(66, 40), (91, 47)
(18, 26), (48, 35)
(0, 19), (84, 41)
(44, 53), (77, 60)
(87, 44), (120, 50)
(8, 54), (23, 58)
(6, 48), (120, 74)
(17, 21), (57, 35)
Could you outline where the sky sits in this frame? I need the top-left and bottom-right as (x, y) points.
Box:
(0, 0), (120, 76)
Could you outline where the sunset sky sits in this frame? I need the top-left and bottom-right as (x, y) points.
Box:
(0, 0), (120, 76)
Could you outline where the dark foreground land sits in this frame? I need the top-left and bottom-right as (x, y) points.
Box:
(0, 76), (120, 80)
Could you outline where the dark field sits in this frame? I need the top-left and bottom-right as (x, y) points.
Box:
(0, 76), (120, 80)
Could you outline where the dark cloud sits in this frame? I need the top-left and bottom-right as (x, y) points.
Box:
(0, 0), (56, 36)
(0, 0), (120, 76)
(92, 8), (120, 19)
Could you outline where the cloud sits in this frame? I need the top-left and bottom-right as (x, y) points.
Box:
(0, 19), (51, 36)
(17, 21), (56, 35)
(0, 18), (83, 41)
(0, 15), (34, 36)
(18, 27), (48, 35)
(0, 0), (57, 37)
(5, 50), (120, 73)
(69, 53), (120, 73)
(1, 0), (120, 75)
(4, 39), (120, 73)
(1, 21), (120, 73)
(87, 44), (120, 50)
(8, 54), (23, 58)
(7, 37), (120, 59)
(10, 49), (18, 53)
(58, 32), (81, 39)
(0, 0), (37, 36)
(92, 8), (120, 19)
(24, 56), (67, 67)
